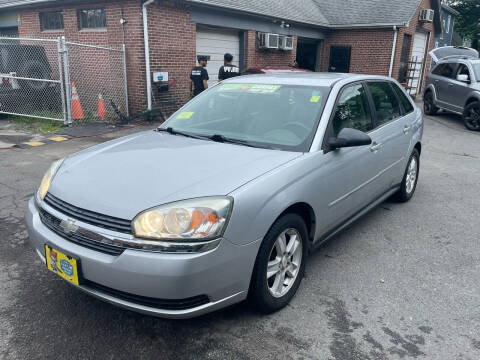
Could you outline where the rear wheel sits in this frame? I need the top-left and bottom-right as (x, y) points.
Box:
(18, 60), (50, 92)
(463, 101), (480, 131)
(423, 91), (438, 115)
(393, 149), (420, 202)
(249, 214), (308, 313)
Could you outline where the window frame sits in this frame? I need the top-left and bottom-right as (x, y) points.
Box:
(39, 11), (64, 31)
(77, 8), (107, 30)
(364, 80), (404, 130)
(321, 81), (375, 152)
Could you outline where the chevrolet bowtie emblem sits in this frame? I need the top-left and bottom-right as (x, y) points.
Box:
(59, 219), (79, 234)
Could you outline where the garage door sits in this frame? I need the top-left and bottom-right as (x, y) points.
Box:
(196, 28), (240, 86)
(410, 31), (428, 94)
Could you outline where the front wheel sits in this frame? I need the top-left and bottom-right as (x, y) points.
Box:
(463, 101), (480, 131)
(393, 149), (420, 202)
(249, 213), (308, 313)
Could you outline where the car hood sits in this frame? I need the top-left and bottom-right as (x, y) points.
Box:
(48, 130), (301, 220)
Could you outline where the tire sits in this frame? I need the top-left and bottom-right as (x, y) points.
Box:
(462, 101), (480, 131)
(249, 213), (308, 313)
(393, 149), (420, 202)
(18, 60), (50, 92)
(423, 91), (438, 116)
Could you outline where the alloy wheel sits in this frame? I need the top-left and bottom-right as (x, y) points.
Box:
(464, 104), (480, 131)
(405, 157), (418, 194)
(266, 228), (303, 298)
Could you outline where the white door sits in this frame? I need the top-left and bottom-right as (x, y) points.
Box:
(196, 28), (240, 86)
(410, 31), (428, 94)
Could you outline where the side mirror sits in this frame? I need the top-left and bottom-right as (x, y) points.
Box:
(328, 128), (372, 150)
(457, 74), (470, 83)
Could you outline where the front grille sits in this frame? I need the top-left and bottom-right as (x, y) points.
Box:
(44, 193), (132, 233)
(39, 207), (125, 256)
(83, 280), (210, 310)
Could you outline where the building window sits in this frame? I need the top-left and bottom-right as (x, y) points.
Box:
(39, 11), (64, 31)
(446, 15), (451, 34)
(78, 8), (106, 29)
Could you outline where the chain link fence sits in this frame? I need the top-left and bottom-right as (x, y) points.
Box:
(64, 40), (128, 124)
(0, 36), (65, 121)
(0, 36), (128, 125)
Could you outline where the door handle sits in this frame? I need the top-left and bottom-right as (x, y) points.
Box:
(448, 83), (454, 87)
(403, 125), (411, 134)
(370, 143), (382, 152)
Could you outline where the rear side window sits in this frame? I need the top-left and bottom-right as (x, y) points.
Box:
(432, 64), (445, 75)
(440, 63), (457, 78)
(332, 84), (373, 136)
(367, 82), (401, 126)
(392, 83), (414, 114)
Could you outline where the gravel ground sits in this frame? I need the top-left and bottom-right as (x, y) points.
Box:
(0, 113), (479, 360)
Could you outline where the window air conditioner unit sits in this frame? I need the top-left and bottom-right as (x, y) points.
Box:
(279, 35), (294, 50)
(419, 9), (434, 22)
(259, 33), (279, 49)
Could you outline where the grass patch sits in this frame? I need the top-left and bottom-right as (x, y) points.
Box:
(8, 112), (65, 134)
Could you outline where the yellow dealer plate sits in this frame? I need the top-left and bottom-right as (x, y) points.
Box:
(45, 245), (79, 286)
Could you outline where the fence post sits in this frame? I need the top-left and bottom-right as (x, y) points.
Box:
(122, 43), (129, 117)
(57, 38), (67, 125)
(62, 36), (73, 125)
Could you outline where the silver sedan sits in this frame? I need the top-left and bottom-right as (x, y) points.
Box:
(26, 73), (423, 318)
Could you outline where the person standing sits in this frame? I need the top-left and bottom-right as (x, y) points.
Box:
(190, 55), (209, 97)
(218, 53), (240, 81)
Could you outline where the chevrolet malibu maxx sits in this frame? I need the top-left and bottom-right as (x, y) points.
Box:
(26, 73), (423, 318)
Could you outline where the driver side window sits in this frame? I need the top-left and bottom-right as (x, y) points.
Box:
(332, 84), (373, 136)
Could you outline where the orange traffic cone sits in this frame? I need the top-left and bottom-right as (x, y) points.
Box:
(71, 82), (84, 120)
(97, 93), (106, 119)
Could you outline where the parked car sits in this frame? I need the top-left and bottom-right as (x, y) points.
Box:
(26, 73), (423, 318)
(424, 46), (480, 131)
(0, 42), (58, 113)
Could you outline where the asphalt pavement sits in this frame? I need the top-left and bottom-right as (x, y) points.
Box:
(0, 112), (479, 360)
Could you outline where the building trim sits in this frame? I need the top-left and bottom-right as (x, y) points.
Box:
(189, 5), (326, 39)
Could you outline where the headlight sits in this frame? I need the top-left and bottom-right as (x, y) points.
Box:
(133, 197), (233, 241)
(38, 158), (65, 200)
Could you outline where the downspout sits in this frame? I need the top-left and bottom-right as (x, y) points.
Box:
(389, 25), (398, 77)
(143, 0), (154, 110)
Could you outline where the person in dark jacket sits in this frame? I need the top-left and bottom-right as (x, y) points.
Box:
(218, 53), (240, 81)
(190, 55), (209, 97)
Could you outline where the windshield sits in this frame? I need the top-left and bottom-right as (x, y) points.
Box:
(161, 82), (329, 152)
(473, 63), (480, 82)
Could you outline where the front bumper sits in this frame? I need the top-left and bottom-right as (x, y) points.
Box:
(26, 197), (261, 318)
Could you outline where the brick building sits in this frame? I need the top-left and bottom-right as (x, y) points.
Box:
(0, 0), (442, 116)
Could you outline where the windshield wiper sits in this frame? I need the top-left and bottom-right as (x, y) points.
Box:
(209, 134), (271, 149)
(157, 128), (272, 149)
(157, 127), (209, 140)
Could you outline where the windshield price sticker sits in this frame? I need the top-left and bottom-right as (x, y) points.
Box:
(310, 95), (321, 103)
(219, 84), (282, 94)
(177, 111), (195, 119)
